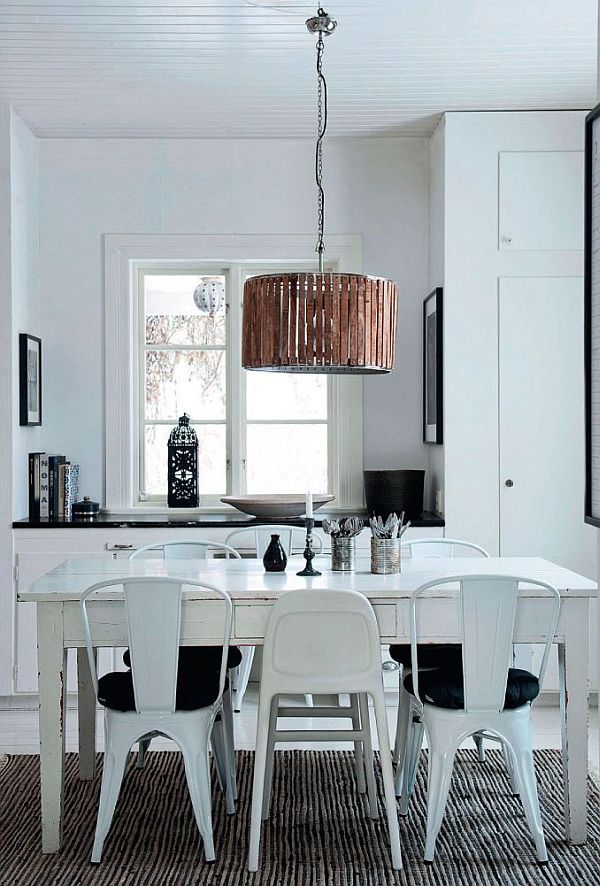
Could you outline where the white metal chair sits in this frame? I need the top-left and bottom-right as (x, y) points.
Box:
(248, 588), (402, 872)
(403, 574), (560, 863)
(224, 526), (323, 711)
(128, 540), (241, 779)
(400, 537), (490, 559)
(80, 577), (234, 863)
(392, 538), (490, 797)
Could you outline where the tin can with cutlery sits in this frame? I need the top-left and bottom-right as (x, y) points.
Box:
(331, 536), (356, 572)
(370, 537), (401, 574)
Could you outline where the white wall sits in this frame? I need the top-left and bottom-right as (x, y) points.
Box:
(11, 110), (40, 520)
(31, 137), (430, 512)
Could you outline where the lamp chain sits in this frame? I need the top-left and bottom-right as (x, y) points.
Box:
(315, 15), (328, 273)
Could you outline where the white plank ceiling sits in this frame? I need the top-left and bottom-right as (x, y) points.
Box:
(0, 0), (597, 138)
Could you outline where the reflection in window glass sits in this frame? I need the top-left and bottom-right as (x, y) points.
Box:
(246, 424), (328, 494)
(145, 350), (226, 421)
(246, 372), (327, 421)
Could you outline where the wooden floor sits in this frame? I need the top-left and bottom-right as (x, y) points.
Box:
(1, 686), (599, 782)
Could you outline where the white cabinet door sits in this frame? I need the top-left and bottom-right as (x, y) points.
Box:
(499, 277), (598, 688)
(498, 277), (596, 577)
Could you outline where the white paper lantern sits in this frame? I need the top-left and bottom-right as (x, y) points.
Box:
(193, 277), (225, 317)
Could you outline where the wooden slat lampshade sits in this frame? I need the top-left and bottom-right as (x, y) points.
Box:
(242, 272), (398, 373)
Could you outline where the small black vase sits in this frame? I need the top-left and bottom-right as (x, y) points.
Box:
(263, 534), (287, 572)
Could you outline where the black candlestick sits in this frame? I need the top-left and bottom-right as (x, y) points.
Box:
(297, 517), (322, 576)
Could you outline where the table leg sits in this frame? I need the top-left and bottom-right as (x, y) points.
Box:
(558, 598), (590, 845)
(77, 648), (97, 780)
(37, 602), (67, 853)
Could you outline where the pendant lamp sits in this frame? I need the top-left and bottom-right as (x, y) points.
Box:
(242, 7), (398, 374)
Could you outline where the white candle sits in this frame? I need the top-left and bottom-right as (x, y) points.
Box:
(305, 490), (313, 518)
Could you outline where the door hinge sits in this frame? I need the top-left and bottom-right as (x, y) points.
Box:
(13, 562), (19, 583)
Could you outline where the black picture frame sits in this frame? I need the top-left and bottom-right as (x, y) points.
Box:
(19, 333), (42, 427)
(585, 103), (600, 527)
(423, 287), (443, 444)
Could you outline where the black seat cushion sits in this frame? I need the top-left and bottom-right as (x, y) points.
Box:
(389, 643), (462, 670)
(98, 666), (228, 713)
(122, 644), (242, 671)
(403, 667), (540, 711)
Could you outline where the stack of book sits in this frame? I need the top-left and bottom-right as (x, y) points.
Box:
(28, 453), (80, 521)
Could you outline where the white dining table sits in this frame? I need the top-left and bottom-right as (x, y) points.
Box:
(21, 554), (595, 853)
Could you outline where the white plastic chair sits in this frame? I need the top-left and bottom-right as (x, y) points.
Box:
(129, 540), (241, 778)
(404, 574), (560, 863)
(224, 526), (323, 711)
(248, 588), (402, 872)
(80, 577), (233, 863)
(393, 538), (490, 796)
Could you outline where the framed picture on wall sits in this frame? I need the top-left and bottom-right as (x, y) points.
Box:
(585, 103), (600, 527)
(19, 333), (42, 426)
(423, 288), (443, 444)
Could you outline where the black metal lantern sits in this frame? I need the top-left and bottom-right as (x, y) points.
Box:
(167, 413), (199, 508)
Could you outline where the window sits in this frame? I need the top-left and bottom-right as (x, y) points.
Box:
(137, 264), (332, 506)
(104, 234), (363, 511)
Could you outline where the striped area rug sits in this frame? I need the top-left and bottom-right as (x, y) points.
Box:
(0, 749), (598, 885)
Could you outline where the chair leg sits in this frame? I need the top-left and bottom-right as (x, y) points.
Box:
(180, 732), (216, 863)
(358, 692), (378, 819)
(261, 696), (279, 820)
(502, 741), (520, 797)
(394, 680), (413, 796)
(91, 731), (130, 863)
(136, 737), (151, 769)
(423, 746), (456, 863)
(371, 692), (402, 871)
(248, 691), (273, 872)
(392, 666), (405, 767)
(211, 720), (235, 815)
(350, 694), (366, 794)
(221, 688), (238, 802)
(474, 733), (486, 762)
(509, 744), (548, 863)
(233, 647), (255, 712)
(399, 710), (424, 816)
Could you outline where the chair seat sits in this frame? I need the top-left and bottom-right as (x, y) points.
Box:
(389, 643), (462, 669)
(403, 667), (539, 711)
(122, 644), (242, 671)
(98, 667), (227, 713)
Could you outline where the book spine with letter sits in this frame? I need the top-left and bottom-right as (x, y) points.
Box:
(57, 463), (67, 520)
(47, 456), (66, 520)
(28, 452), (44, 520)
(39, 454), (50, 520)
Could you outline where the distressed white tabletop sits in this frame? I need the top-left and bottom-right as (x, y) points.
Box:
(20, 555), (597, 602)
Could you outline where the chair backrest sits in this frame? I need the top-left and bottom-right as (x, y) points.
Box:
(401, 537), (490, 559)
(225, 525), (323, 558)
(80, 577), (233, 714)
(259, 588), (382, 697)
(129, 539), (241, 561)
(409, 575), (560, 714)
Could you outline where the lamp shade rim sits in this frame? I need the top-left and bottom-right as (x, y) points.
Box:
(245, 270), (397, 286)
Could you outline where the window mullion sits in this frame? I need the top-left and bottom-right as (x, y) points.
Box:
(227, 265), (245, 495)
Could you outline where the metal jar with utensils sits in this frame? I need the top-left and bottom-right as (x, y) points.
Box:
(331, 536), (356, 572)
(322, 516), (363, 572)
(370, 537), (401, 574)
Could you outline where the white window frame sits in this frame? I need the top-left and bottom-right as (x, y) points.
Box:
(104, 234), (364, 513)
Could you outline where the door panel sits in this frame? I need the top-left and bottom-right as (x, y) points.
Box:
(499, 276), (596, 577)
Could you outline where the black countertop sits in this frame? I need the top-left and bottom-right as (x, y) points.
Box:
(13, 511), (444, 529)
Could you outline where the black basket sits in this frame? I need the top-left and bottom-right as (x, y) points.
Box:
(363, 470), (425, 521)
